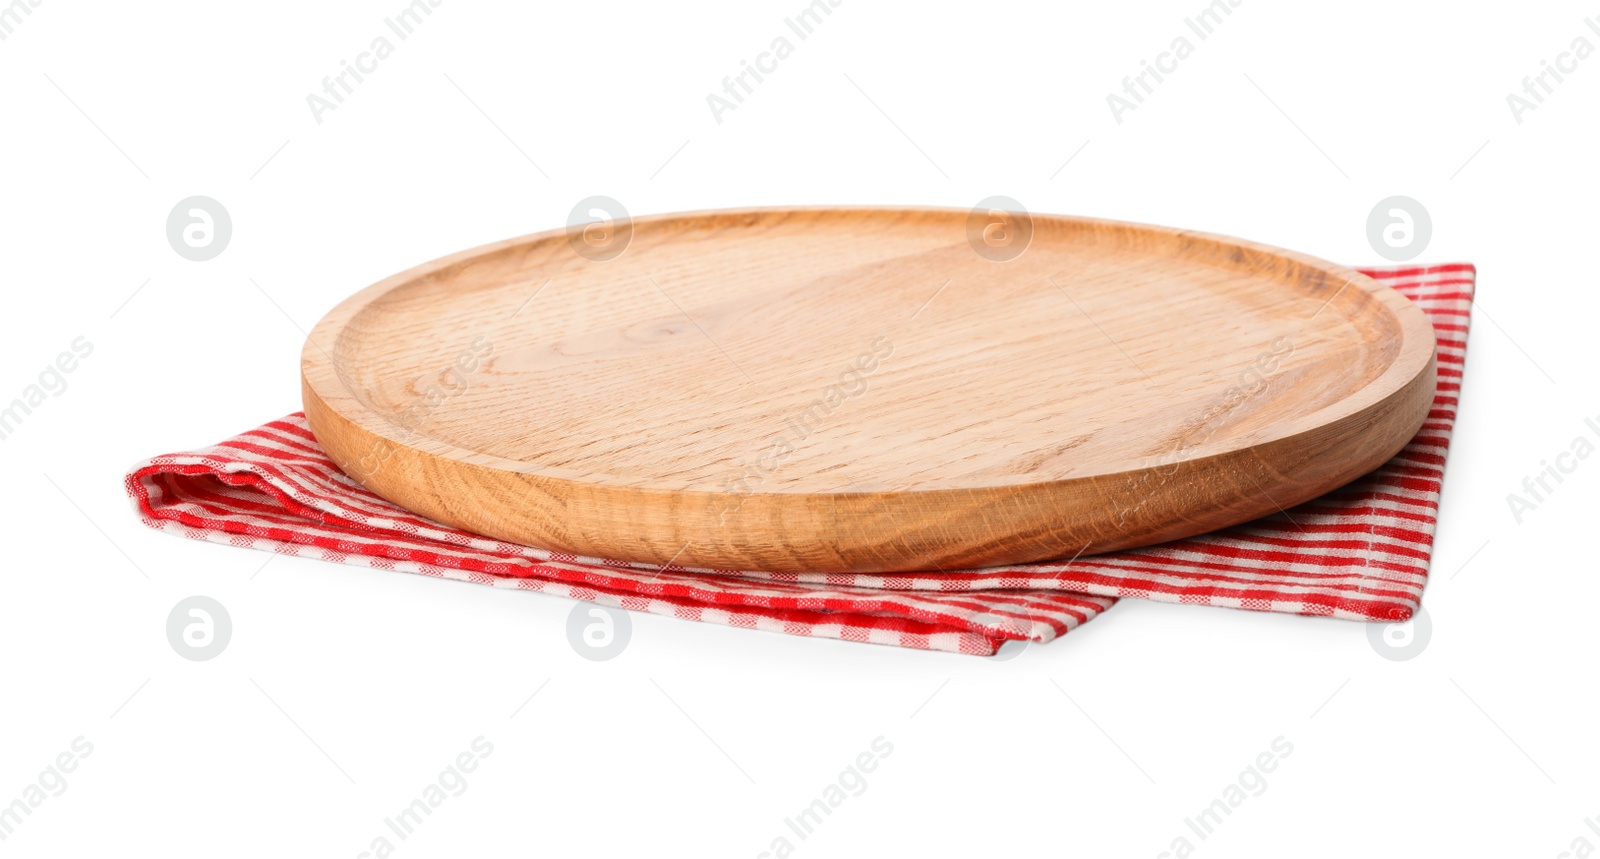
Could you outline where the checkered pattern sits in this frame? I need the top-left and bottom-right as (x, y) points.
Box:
(124, 263), (1473, 655)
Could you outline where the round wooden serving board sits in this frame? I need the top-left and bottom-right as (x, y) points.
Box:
(302, 207), (1436, 573)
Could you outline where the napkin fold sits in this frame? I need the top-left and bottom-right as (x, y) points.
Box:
(124, 264), (1473, 655)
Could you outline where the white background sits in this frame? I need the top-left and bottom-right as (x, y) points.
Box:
(2, 0), (1596, 856)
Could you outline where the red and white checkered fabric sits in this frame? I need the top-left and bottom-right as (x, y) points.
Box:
(124, 263), (1474, 655)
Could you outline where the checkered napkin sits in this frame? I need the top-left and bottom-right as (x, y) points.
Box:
(124, 264), (1473, 655)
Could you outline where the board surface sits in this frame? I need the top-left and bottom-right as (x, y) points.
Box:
(301, 207), (1437, 573)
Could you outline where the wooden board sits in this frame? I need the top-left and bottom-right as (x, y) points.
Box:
(302, 207), (1436, 573)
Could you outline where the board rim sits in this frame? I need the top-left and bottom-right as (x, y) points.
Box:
(302, 205), (1435, 492)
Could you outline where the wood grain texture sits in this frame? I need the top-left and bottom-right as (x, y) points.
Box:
(301, 207), (1437, 573)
